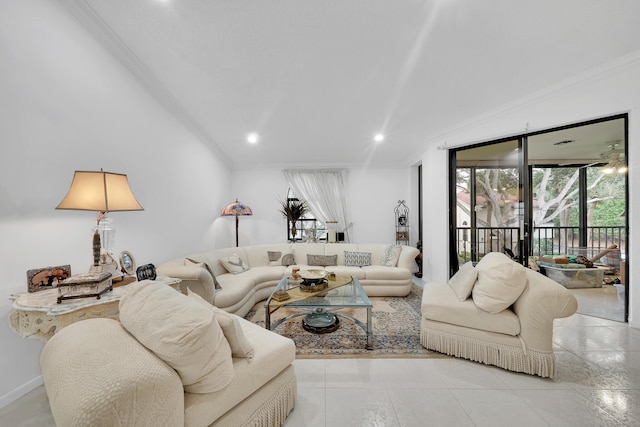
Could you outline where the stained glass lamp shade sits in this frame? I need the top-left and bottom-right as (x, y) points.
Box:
(221, 199), (253, 247)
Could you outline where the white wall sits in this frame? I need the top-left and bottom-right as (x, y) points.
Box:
(0, 0), (232, 407)
(230, 167), (414, 246)
(420, 51), (640, 328)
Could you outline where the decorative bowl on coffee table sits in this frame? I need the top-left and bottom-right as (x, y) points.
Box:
(299, 269), (328, 292)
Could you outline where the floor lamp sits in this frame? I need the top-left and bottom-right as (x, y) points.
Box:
(222, 199), (253, 247)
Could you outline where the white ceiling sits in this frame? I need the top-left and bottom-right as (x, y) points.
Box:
(62, 0), (640, 169)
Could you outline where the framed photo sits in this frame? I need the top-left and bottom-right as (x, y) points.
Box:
(119, 251), (136, 275)
(27, 265), (72, 292)
(396, 231), (409, 241)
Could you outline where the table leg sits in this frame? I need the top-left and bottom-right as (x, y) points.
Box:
(265, 303), (271, 330)
(366, 306), (373, 350)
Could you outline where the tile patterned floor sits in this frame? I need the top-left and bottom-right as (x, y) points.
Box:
(2, 298), (637, 426)
(284, 313), (640, 427)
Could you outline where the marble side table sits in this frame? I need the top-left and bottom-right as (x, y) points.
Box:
(8, 276), (180, 340)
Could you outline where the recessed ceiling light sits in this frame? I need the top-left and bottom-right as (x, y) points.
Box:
(247, 133), (259, 144)
(374, 133), (384, 143)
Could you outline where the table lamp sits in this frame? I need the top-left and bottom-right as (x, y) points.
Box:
(222, 199), (252, 247)
(56, 170), (144, 270)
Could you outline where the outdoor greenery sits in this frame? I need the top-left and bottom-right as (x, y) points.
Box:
(457, 166), (626, 229)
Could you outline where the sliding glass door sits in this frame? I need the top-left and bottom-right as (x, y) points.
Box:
(450, 138), (525, 275)
(449, 114), (629, 322)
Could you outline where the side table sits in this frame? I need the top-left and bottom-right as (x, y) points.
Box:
(8, 276), (181, 340)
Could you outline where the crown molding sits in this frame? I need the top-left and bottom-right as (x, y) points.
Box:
(428, 49), (640, 146)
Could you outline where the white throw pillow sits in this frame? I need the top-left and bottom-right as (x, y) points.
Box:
(267, 251), (295, 267)
(185, 257), (222, 290)
(119, 280), (234, 394)
(472, 252), (528, 314)
(380, 245), (402, 267)
(188, 289), (254, 358)
(448, 261), (477, 301)
(219, 253), (249, 274)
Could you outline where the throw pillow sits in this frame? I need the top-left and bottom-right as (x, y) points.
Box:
(119, 280), (233, 394)
(267, 251), (295, 267)
(188, 289), (254, 358)
(472, 252), (528, 314)
(448, 261), (477, 301)
(219, 253), (249, 274)
(380, 245), (402, 267)
(307, 254), (338, 267)
(185, 257), (222, 290)
(344, 251), (372, 267)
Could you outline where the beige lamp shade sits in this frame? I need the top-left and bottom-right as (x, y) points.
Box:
(56, 170), (144, 214)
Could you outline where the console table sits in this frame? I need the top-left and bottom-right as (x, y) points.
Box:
(8, 276), (180, 340)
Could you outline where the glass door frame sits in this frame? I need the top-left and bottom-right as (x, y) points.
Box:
(448, 113), (629, 322)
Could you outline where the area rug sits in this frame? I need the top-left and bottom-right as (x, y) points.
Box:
(244, 286), (448, 359)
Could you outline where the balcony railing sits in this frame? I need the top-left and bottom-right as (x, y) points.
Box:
(455, 225), (625, 264)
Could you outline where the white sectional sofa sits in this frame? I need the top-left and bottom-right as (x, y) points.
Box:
(40, 280), (297, 427)
(158, 243), (420, 317)
(421, 252), (578, 378)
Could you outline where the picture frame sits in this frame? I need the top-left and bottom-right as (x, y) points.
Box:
(27, 265), (72, 292)
(136, 263), (157, 281)
(119, 251), (136, 276)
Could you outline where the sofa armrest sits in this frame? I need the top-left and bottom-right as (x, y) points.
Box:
(157, 261), (216, 304)
(397, 245), (420, 271)
(40, 318), (184, 427)
(512, 270), (578, 352)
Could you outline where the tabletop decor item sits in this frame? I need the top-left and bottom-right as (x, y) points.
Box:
(299, 269), (328, 292)
(278, 197), (308, 242)
(57, 271), (112, 303)
(27, 265), (71, 293)
(136, 263), (157, 281)
(119, 251), (136, 275)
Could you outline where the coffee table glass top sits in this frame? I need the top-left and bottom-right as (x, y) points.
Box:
(266, 275), (372, 310)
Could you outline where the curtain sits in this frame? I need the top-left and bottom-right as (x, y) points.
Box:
(282, 169), (352, 242)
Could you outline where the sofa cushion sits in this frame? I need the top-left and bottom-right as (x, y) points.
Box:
(268, 251), (295, 266)
(307, 254), (338, 266)
(185, 257), (222, 290)
(119, 280), (234, 394)
(380, 244), (402, 267)
(449, 261), (477, 301)
(188, 290), (255, 358)
(220, 253), (250, 274)
(472, 252), (528, 314)
(344, 251), (372, 267)
(422, 282), (521, 336)
(183, 318), (296, 425)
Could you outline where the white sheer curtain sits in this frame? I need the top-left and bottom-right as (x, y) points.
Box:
(282, 169), (352, 242)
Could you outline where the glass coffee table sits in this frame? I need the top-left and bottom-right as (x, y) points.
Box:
(264, 275), (373, 350)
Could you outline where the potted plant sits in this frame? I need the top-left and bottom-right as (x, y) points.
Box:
(278, 198), (309, 242)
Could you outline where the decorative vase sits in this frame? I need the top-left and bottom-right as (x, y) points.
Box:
(290, 222), (297, 242)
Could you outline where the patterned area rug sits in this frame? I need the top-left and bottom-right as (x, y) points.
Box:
(244, 286), (447, 359)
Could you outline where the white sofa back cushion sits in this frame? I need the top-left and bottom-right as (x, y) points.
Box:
(472, 252), (527, 314)
(119, 280), (234, 393)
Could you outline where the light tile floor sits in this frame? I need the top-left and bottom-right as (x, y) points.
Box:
(2, 291), (638, 426)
